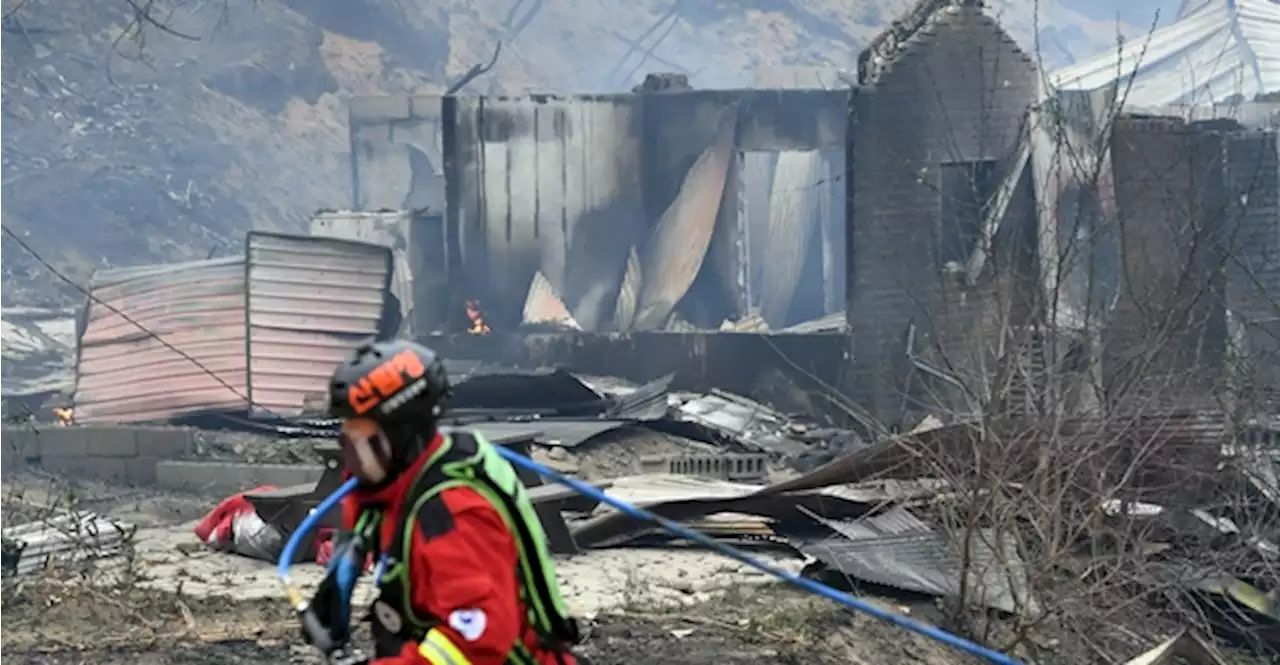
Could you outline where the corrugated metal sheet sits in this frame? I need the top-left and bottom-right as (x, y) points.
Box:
(75, 256), (248, 423)
(245, 232), (392, 415)
(1049, 0), (1280, 107)
(310, 210), (416, 336)
(742, 151), (777, 299)
(521, 270), (581, 329)
(454, 95), (645, 330)
(612, 245), (641, 331)
(794, 510), (1036, 614)
(706, 149), (751, 321)
(633, 109), (738, 330)
(760, 150), (824, 327)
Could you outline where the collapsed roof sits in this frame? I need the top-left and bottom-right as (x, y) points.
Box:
(1049, 0), (1280, 107)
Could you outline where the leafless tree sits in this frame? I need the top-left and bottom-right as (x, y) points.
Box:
(800, 8), (1279, 662)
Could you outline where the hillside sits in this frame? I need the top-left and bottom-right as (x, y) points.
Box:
(0, 0), (1169, 307)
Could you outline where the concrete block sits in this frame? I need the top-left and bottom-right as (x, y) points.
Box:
(135, 427), (193, 459)
(2, 426), (42, 458)
(37, 427), (90, 457)
(126, 457), (161, 485)
(41, 455), (129, 482)
(87, 427), (139, 457)
(156, 461), (325, 494)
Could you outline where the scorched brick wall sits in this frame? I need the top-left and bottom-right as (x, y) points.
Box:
(1104, 116), (1230, 409)
(848, 3), (1038, 424)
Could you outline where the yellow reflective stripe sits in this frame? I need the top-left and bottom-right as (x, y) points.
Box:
(418, 627), (473, 665)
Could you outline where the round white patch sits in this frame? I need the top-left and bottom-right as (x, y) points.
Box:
(373, 600), (403, 634)
(448, 608), (488, 642)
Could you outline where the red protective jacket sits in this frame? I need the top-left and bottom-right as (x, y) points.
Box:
(342, 432), (576, 665)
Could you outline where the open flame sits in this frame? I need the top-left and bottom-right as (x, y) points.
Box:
(53, 407), (75, 427)
(465, 300), (491, 335)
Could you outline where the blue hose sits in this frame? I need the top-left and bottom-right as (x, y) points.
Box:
(492, 445), (1025, 665)
(274, 451), (1023, 664)
(277, 476), (360, 609)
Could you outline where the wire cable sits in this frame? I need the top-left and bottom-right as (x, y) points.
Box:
(491, 444), (1026, 665)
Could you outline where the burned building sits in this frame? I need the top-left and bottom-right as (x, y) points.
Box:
(1101, 117), (1232, 408)
(335, 0), (1277, 427)
(845, 0), (1039, 422)
(434, 83), (848, 334)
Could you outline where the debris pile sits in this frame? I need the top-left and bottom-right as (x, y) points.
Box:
(1, 510), (136, 576)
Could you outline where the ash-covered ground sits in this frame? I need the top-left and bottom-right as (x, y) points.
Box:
(0, 456), (969, 665)
(2, 575), (972, 665)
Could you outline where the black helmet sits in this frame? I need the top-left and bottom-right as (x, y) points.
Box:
(328, 339), (450, 421)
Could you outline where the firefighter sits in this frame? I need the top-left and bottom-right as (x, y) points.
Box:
(319, 339), (582, 665)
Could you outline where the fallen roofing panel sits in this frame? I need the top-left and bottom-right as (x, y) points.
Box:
(75, 256), (249, 423)
(664, 389), (810, 456)
(572, 476), (883, 548)
(245, 232), (393, 416)
(792, 507), (1038, 615)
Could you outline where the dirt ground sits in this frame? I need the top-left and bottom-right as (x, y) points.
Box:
(0, 466), (981, 665)
(1, 577), (976, 665)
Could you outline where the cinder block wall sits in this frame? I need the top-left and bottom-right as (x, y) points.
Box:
(1, 424), (195, 484)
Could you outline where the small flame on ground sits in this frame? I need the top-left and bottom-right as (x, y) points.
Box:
(465, 300), (491, 335)
(53, 407), (75, 427)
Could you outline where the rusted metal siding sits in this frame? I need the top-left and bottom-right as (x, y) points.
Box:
(310, 210), (416, 336)
(848, 2), (1039, 424)
(445, 95), (646, 330)
(75, 257), (249, 423)
(244, 232), (393, 415)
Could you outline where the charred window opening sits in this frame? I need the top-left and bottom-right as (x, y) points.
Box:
(938, 160), (998, 267)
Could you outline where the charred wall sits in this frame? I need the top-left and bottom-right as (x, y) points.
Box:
(1222, 129), (1280, 406)
(438, 88), (850, 334)
(348, 96), (446, 212)
(640, 88), (849, 329)
(425, 331), (855, 423)
(442, 94), (647, 330)
(1103, 116), (1230, 408)
(847, 3), (1038, 425)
